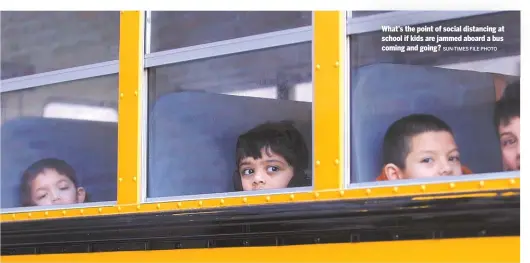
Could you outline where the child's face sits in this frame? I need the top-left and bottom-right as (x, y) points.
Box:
(498, 117), (520, 171)
(238, 147), (294, 191)
(386, 131), (462, 180)
(29, 168), (86, 206)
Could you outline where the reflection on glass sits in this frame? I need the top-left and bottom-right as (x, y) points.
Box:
(0, 75), (119, 209)
(150, 11), (311, 52)
(1, 11), (120, 79)
(349, 11), (520, 184)
(350, 11), (393, 18)
(43, 102), (118, 123)
(147, 43), (313, 198)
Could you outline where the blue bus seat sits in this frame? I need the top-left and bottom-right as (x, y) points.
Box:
(350, 63), (502, 183)
(1, 117), (118, 208)
(148, 92), (312, 198)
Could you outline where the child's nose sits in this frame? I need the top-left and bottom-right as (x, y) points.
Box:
(253, 170), (267, 184)
(50, 190), (60, 202)
(439, 161), (453, 175)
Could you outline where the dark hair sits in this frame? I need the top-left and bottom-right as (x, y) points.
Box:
(20, 158), (84, 206)
(382, 114), (453, 169)
(233, 121), (311, 191)
(494, 80), (520, 132)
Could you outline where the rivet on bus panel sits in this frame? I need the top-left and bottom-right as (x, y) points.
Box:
(339, 190), (345, 197)
(510, 179), (516, 185)
(11, 214), (15, 219)
(136, 205), (141, 210)
(44, 211), (49, 216)
(62, 210), (67, 216)
(314, 192), (320, 199)
(157, 204), (161, 209)
(265, 196), (271, 202)
(120, 93), (124, 98)
(316, 160), (321, 166)
(177, 202), (182, 208)
(479, 181), (485, 188)
(27, 213), (32, 218)
(334, 61), (339, 67)
(365, 189), (371, 195)
(80, 209), (84, 215)
(98, 208), (103, 213)
(243, 197), (248, 203)
(316, 64), (321, 70)
(133, 177), (137, 182)
(117, 206), (122, 211)
(134, 91), (138, 96)
(449, 183), (455, 189)
(393, 187), (398, 193)
(198, 201), (203, 207)
(220, 199), (225, 205)
(290, 194), (295, 200)
(421, 185), (426, 192)
(119, 178), (123, 183)
(334, 159), (339, 165)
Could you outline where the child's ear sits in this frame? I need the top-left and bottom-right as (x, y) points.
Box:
(383, 163), (403, 180)
(76, 187), (87, 203)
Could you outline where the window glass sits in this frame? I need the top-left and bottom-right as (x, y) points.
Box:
(0, 75), (118, 209)
(150, 11), (311, 52)
(1, 11), (120, 79)
(147, 43), (313, 198)
(350, 11), (392, 18)
(349, 11), (520, 184)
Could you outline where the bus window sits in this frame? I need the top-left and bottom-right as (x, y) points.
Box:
(0, 75), (118, 210)
(147, 19), (313, 199)
(150, 11), (311, 53)
(347, 11), (520, 184)
(350, 11), (392, 18)
(43, 101), (118, 123)
(1, 11), (119, 80)
(1, 61), (35, 79)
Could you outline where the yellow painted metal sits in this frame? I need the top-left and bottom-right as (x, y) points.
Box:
(313, 11), (345, 190)
(1, 177), (519, 222)
(117, 11), (145, 205)
(0, 236), (519, 262)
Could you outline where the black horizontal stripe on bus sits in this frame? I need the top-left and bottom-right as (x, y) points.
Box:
(1, 190), (520, 255)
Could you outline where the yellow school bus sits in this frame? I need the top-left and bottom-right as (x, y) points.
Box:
(0, 11), (520, 262)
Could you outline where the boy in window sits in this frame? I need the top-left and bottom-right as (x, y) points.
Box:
(20, 158), (87, 207)
(234, 121), (311, 191)
(494, 80), (520, 171)
(376, 114), (472, 181)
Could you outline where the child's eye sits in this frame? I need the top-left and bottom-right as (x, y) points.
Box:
(59, 186), (70, 190)
(241, 169), (254, 176)
(420, 157), (433, 163)
(267, 166), (280, 173)
(502, 138), (517, 147)
(449, 156), (460, 162)
(37, 193), (48, 200)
